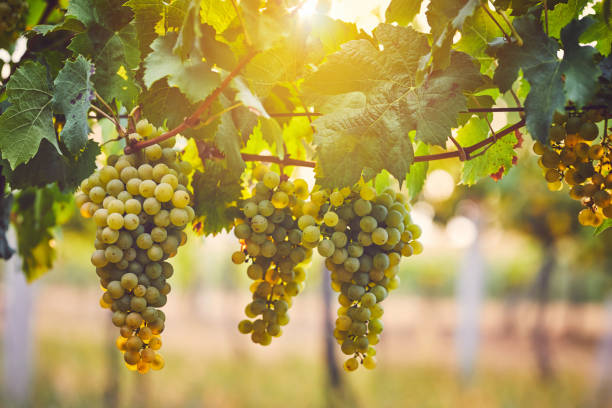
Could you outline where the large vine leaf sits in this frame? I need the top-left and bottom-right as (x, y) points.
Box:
(385, 0), (423, 26)
(52, 56), (94, 155)
(191, 159), (242, 235)
(67, 8), (140, 109)
(304, 24), (483, 187)
(124, 0), (164, 55)
(457, 118), (518, 185)
(144, 33), (220, 104)
(2, 139), (100, 192)
(490, 13), (564, 143)
(139, 78), (196, 130)
(560, 17), (601, 107)
(0, 61), (59, 169)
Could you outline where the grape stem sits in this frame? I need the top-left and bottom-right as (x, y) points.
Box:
(481, 3), (512, 43)
(124, 49), (258, 154)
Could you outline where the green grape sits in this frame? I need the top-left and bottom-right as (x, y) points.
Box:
(139, 180), (157, 197)
(172, 190), (190, 208)
(169, 208), (189, 227)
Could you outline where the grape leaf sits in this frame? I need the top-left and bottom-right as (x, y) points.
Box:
(455, 8), (503, 74)
(191, 159), (242, 235)
(311, 15), (362, 53)
(546, 0), (589, 38)
(426, 0), (480, 70)
(144, 33), (220, 104)
(66, 0), (133, 31)
(457, 118), (518, 185)
(173, 0), (201, 60)
(374, 170), (391, 194)
(139, 78), (196, 130)
(304, 24), (483, 187)
(405, 140), (429, 200)
(13, 185), (74, 281)
(240, 0), (292, 51)
(124, 0), (163, 55)
(68, 23), (140, 109)
(214, 96), (245, 176)
(490, 13), (564, 143)
(199, 24), (237, 71)
(560, 17), (601, 107)
(0, 61), (59, 169)
(385, 0), (423, 26)
(2, 139), (100, 192)
(580, 1), (612, 56)
(242, 43), (301, 99)
(52, 56), (94, 155)
(231, 77), (269, 118)
(200, 0), (237, 34)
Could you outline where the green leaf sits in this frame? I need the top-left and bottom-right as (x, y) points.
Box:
(594, 218), (612, 235)
(200, 0), (237, 34)
(241, 0), (291, 51)
(0, 61), (59, 169)
(66, 0), (133, 31)
(311, 15), (362, 53)
(490, 13), (564, 143)
(13, 185), (74, 281)
(580, 1), (612, 56)
(374, 170), (391, 194)
(173, 0), (201, 60)
(405, 140), (428, 200)
(259, 117), (284, 157)
(192, 159), (242, 235)
(68, 24), (141, 109)
(2, 139), (100, 192)
(242, 43), (301, 99)
(124, 0), (164, 55)
(455, 8), (503, 74)
(199, 23), (237, 71)
(560, 17), (601, 107)
(52, 56), (94, 155)
(139, 78), (197, 130)
(385, 0), (422, 26)
(304, 24), (483, 188)
(215, 96), (245, 176)
(427, 0), (480, 70)
(144, 33), (220, 103)
(546, 0), (589, 38)
(457, 118), (517, 185)
(231, 77), (268, 117)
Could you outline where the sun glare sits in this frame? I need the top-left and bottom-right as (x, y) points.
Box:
(298, 0), (318, 19)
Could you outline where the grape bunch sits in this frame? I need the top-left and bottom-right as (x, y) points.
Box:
(75, 119), (194, 373)
(533, 110), (612, 227)
(232, 165), (312, 345)
(0, 0), (28, 40)
(301, 184), (422, 371)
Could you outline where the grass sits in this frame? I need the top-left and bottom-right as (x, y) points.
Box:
(0, 334), (592, 408)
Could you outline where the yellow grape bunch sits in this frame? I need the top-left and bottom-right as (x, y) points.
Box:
(533, 110), (612, 227)
(300, 184), (422, 371)
(75, 119), (194, 373)
(233, 165), (312, 345)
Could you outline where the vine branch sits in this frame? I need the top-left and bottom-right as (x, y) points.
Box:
(124, 50), (258, 154)
(198, 119), (527, 168)
(481, 2), (512, 43)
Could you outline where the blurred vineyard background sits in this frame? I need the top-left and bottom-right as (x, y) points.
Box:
(1, 134), (611, 407)
(1, 0), (612, 407)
